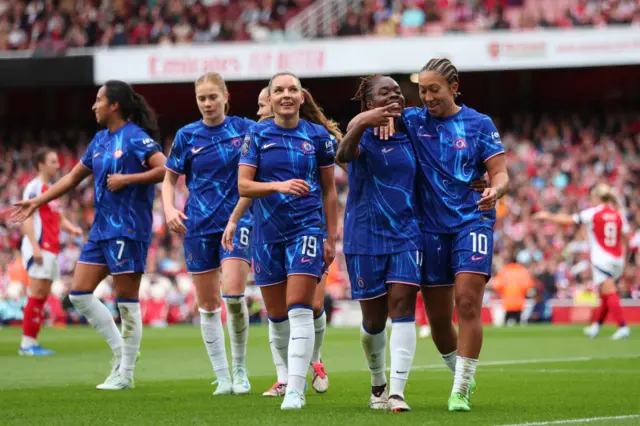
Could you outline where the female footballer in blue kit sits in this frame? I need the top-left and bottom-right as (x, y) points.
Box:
(253, 86), (331, 397)
(402, 58), (509, 412)
(12, 81), (167, 390)
(162, 72), (255, 395)
(337, 75), (422, 412)
(238, 72), (339, 410)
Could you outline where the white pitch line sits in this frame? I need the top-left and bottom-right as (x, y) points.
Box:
(411, 354), (640, 371)
(497, 414), (640, 426)
(480, 368), (640, 374)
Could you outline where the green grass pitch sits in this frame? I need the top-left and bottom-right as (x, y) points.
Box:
(1, 325), (638, 425)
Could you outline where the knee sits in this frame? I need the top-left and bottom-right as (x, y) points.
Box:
(455, 293), (482, 321)
(312, 300), (325, 317)
(388, 286), (418, 319)
(198, 294), (222, 312)
(362, 316), (387, 334)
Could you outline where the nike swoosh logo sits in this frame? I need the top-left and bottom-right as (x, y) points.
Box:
(471, 255), (486, 261)
(382, 148), (395, 154)
(205, 339), (219, 344)
(291, 337), (308, 340)
(275, 346), (288, 350)
(93, 152), (101, 158)
(395, 370), (408, 374)
(237, 326), (248, 334)
(192, 147), (204, 154)
(263, 143), (277, 149)
(301, 257), (313, 263)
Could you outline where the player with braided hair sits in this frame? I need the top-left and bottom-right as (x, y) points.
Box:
(401, 57), (509, 412)
(337, 75), (421, 412)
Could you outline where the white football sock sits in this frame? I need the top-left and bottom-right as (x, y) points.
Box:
(389, 320), (416, 398)
(287, 307), (315, 394)
(117, 299), (142, 381)
(452, 356), (478, 396)
(311, 310), (326, 364)
(224, 295), (249, 368)
(199, 307), (230, 380)
(442, 350), (457, 374)
(21, 336), (39, 348)
(69, 292), (122, 357)
(360, 325), (387, 387)
(269, 317), (289, 383)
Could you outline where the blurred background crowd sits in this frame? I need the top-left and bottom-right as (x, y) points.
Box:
(1, 0), (639, 51)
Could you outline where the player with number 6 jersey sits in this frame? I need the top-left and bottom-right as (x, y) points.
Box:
(162, 72), (256, 396)
(238, 72), (340, 410)
(534, 183), (631, 340)
(11, 80), (167, 391)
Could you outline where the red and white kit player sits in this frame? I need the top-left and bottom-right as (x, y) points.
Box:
(535, 183), (631, 340)
(19, 147), (82, 356)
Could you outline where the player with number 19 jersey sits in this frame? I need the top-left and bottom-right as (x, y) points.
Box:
(239, 119), (336, 286)
(78, 122), (161, 274)
(166, 116), (256, 273)
(402, 105), (504, 285)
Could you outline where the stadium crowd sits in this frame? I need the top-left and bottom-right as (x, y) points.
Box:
(0, 111), (638, 325)
(1, 0), (639, 51)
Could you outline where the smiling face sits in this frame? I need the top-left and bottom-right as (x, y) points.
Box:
(268, 74), (304, 120)
(366, 76), (405, 113)
(418, 70), (459, 118)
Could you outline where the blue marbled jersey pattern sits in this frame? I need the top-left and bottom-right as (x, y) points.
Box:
(343, 129), (422, 255)
(166, 116), (256, 238)
(239, 119), (336, 244)
(402, 105), (504, 233)
(80, 122), (161, 243)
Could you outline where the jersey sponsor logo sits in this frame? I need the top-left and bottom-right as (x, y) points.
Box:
(191, 146), (205, 154)
(263, 143), (277, 150)
(301, 141), (314, 154)
(231, 137), (243, 148)
(114, 148), (123, 159)
(453, 138), (467, 150)
(382, 147), (395, 154)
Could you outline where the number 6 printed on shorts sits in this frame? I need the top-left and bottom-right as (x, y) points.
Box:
(239, 227), (250, 247)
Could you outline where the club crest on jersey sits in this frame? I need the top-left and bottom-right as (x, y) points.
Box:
(254, 263), (262, 275)
(231, 137), (243, 149)
(241, 134), (251, 156)
(187, 252), (193, 263)
(114, 148), (123, 159)
(453, 138), (467, 150)
(301, 141), (314, 154)
(357, 277), (366, 289)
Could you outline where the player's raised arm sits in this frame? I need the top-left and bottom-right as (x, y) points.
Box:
(11, 162), (91, 223)
(532, 211), (576, 225)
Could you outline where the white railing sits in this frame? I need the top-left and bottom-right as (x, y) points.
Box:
(286, 0), (363, 39)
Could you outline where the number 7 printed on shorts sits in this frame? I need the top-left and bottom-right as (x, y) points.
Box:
(116, 240), (125, 260)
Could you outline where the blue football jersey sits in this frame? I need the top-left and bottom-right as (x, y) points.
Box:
(402, 105), (504, 233)
(239, 119), (336, 244)
(165, 116), (256, 238)
(343, 129), (422, 255)
(80, 122), (161, 243)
